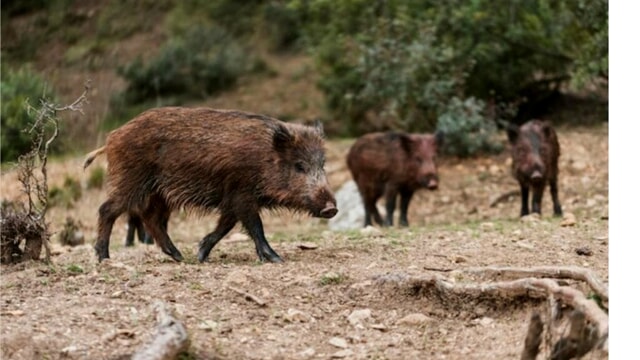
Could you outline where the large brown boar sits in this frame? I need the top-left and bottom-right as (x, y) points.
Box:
(347, 131), (443, 227)
(507, 119), (562, 217)
(84, 107), (337, 263)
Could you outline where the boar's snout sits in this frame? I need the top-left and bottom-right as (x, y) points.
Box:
(530, 170), (543, 183)
(319, 201), (338, 218)
(427, 178), (438, 190)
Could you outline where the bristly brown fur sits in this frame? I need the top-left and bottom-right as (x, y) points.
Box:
(90, 106), (336, 263)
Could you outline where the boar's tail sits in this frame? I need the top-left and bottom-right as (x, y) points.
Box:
(83, 146), (105, 170)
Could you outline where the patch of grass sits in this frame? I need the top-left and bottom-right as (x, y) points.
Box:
(319, 271), (346, 286)
(87, 166), (106, 189)
(189, 282), (205, 291)
(66, 264), (84, 274)
(48, 175), (82, 208)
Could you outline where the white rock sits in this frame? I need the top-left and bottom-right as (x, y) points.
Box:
(328, 337), (348, 349)
(396, 313), (432, 326)
(360, 225), (383, 237)
(284, 308), (313, 323)
(331, 349), (354, 358)
(348, 309), (372, 328)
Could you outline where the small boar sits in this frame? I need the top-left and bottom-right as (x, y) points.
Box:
(347, 131), (443, 227)
(84, 107), (337, 263)
(507, 119), (562, 217)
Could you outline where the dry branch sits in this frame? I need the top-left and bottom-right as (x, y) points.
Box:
(375, 271), (608, 354)
(489, 189), (520, 207)
(452, 266), (608, 304)
(228, 286), (267, 307)
(132, 301), (189, 360)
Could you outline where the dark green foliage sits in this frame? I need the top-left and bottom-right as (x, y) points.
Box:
(1, 65), (60, 163)
(437, 97), (504, 157)
(116, 25), (252, 106)
(87, 166), (106, 190)
(48, 175), (82, 209)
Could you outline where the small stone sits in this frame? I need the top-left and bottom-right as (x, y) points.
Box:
(396, 313), (431, 326)
(297, 242), (318, 250)
(298, 348), (316, 358)
(453, 256), (467, 264)
(197, 320), (218, 332)
(284, 308), (313, 323)
(575, 247), (593, 256)
(371, 323), (388, 331)
(348, 309), (372, 328)
(329, 337), (348, 349)
(521, 213), (540, 223)
(480, 222), (495, 231)
(360, 226), (383, 237)
(516, 242), (535, 250)
(331, 349), (354, 358)
(561, 213), (577, 227)
(224, 270), (249, 287)
(110, 290), (123, 298)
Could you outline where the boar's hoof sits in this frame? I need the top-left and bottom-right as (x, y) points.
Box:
(259, 252), (284, 264)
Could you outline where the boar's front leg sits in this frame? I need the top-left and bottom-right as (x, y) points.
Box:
(531, 183), (544, 215)
(198, 212), (238, 263)
(240, 211), (283, 263)
(519, 182), (530, 217)
(383, 185), (399, 227)
(398, 189), (414, 227)
(549, 177), (563, 216)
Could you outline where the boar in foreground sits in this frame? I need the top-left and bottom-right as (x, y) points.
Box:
(347, 131), (443, 227)
(84, 107), (337, 263)
(507, 119), (562, 217)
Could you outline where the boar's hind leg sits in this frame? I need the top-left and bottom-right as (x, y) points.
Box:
(240, 211), (283, 263)
(96, 199), (125, 261)
(142, 198), (183, 262)
(399, 189), (414, 227)
(125, 216), (139, 247)
(550, 177), (563, 216)
(198, 212), (238, 263)
(519, 182), (530, 217)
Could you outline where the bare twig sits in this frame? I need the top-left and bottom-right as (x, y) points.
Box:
(451, 265), (609, 304)
(228, 286), (267, 307)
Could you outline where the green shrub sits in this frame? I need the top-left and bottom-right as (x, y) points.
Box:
(116, 24), (254, 106)
(87, 166), (106, 190)
(437, 97), (503, 157)
(0, 65), (59, 163)
(48, 175), (82, 209)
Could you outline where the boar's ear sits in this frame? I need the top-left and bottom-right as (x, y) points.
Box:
(541, 122), (553, 138)
(398, 133), (414, 153)
(434, 130), (445, 148)
(507, 123), (520, 144)
(313, 119), (325, 137)
(272, 123), (293, 152)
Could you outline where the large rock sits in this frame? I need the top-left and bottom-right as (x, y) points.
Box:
(328, 180), (365, 230)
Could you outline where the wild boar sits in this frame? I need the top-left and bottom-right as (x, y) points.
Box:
(84, 107), (337, 263)
(507, 119), (562, 217)
(347, 131), (443, 227)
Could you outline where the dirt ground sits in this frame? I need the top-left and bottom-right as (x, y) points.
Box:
(0, 123), (608, 359)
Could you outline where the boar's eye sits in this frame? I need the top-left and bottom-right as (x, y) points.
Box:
(294, 162), (307, 173)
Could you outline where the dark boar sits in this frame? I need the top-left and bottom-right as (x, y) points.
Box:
(507, 119), (562, 217)
(347, 131), (443, 227)
(85, 107), (337, 263)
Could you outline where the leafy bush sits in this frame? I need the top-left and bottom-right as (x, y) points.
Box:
(316, 21), (465, 136)
(1, 65), (59, 163)
(116, 25), (253, 106)
(437, 97), (503, 157)
(48, 175), (82, 209)
(86, 166), (106, 190)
